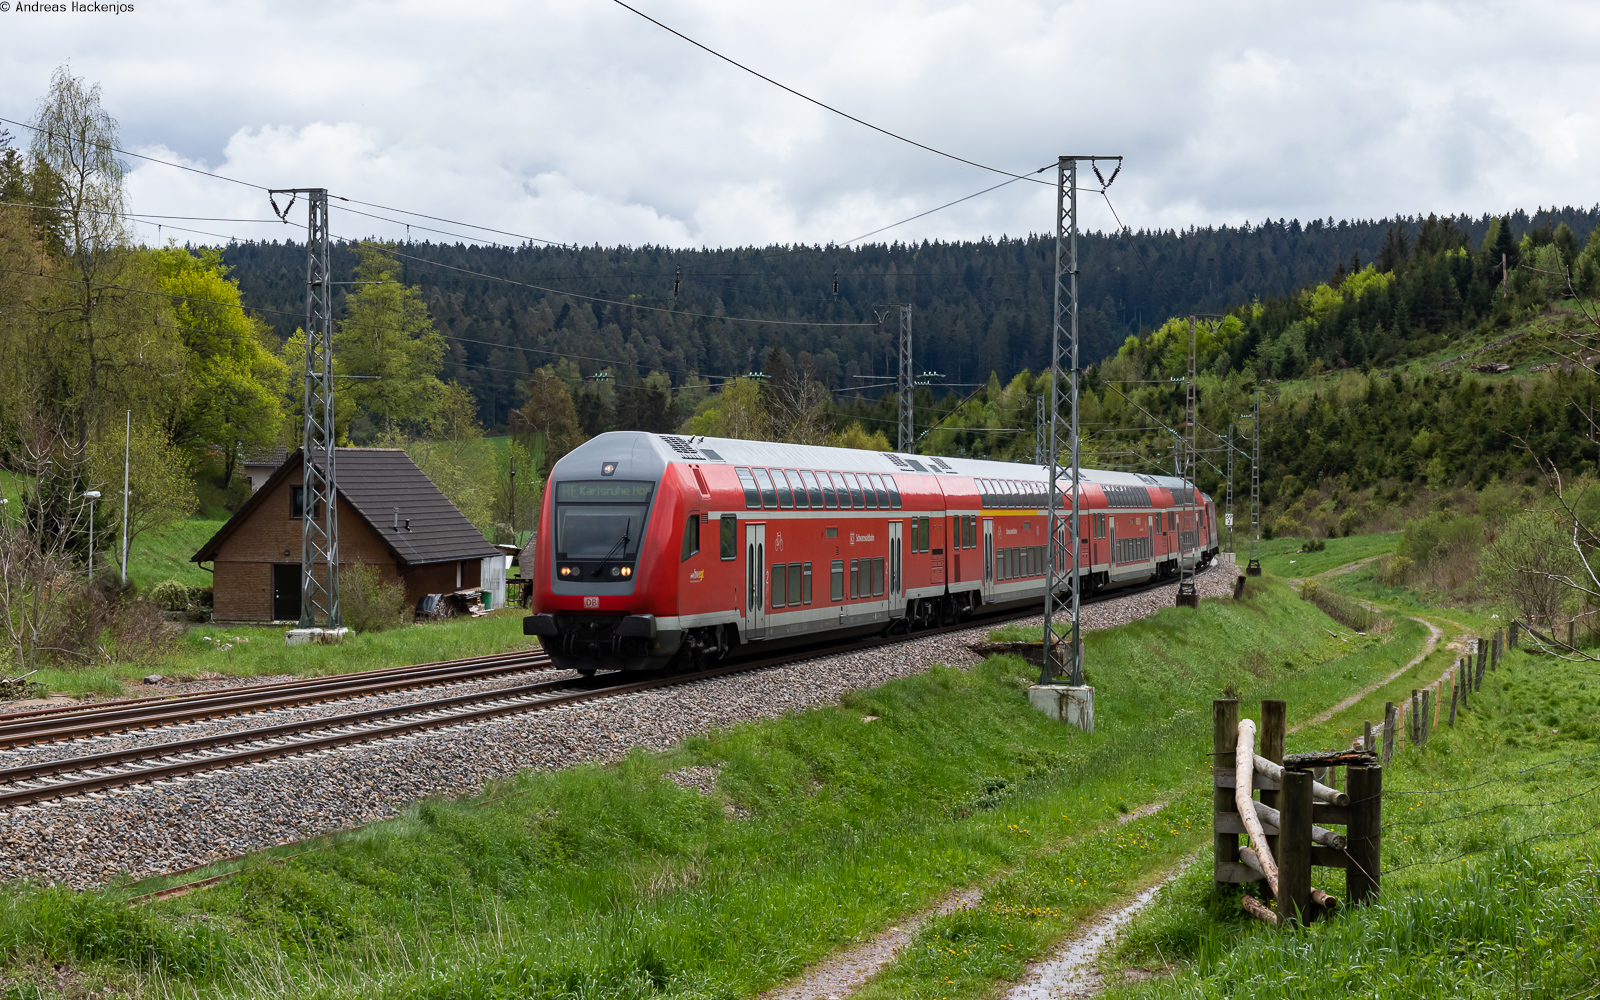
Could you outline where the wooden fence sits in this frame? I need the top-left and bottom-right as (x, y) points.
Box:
(1213, 698), (1382, 926)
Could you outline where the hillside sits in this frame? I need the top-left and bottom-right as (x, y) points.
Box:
(220, 208), (1600, 429)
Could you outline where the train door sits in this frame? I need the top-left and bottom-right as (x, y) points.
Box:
(745, 522), (767, 638)
(1148, 516), (1155, 566)
(1109, 515), (1117, 570)
(888, 521), (906, 620)
(982, 518), (995, 602)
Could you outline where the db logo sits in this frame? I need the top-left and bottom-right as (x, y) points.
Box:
(583, 596), (600, 609)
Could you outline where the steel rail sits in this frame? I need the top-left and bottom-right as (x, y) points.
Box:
(0, 651), (552, 748)
(0, 647), (554, 726)
(0, 675), (593, 788)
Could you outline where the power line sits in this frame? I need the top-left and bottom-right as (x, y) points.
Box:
(609, 0), (1051, 187)
(363, 240), (879, 328)
(0, 115), (270, 191)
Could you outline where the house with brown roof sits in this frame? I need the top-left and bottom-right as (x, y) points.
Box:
(193, 448), (501, 622)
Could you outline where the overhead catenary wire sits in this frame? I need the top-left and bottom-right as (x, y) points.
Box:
(608, 0), (1051, 187)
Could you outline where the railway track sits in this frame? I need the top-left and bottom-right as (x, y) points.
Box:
(0, 570), (1212, 813)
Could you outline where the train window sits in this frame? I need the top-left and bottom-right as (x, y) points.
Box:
(1094, 512), (1107, 538)
(800, 470), (824, 508)
(872, 557), (885, 597)
(843, 473), (866, 509)
(857, 474), (877, 509)
(963, 515), (973, 549)
(783, 470), (807, 509)
(975, 480), (987, 507)
(830, 560), (844, 601)
(867, 474), (889, 508)
(828, 472), (848, 508)
(787, 563), (803, 606)
(681, 513), (700, 562)
(720, 515), (737, 560)
(802, 562), (813, 604)
(1011, 482), (1023, 508)
(918, 517), (930, 552)
(773, 470), (794, 508)
(771, 561), (787, 609)
(884, 474), (901, 509)
(752, 468), (778, 509)
(736, 468), (761, 509)
(850, 558), (860, 598)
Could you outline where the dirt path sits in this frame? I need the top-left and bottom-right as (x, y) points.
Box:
(1001, 858), (1192, 1000)
(1299, 616), (1445, 729)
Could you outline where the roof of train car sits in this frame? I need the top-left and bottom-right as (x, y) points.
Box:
(578, 432), (1195, 493)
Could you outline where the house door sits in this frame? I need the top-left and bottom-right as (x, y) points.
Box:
(888, 520), (906, 620)
(745, 523), (766, 638)
(272, 564), (301, 621)
(982, 518), (995, 602)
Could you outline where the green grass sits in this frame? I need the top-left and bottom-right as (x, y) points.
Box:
(1103, 644), (1600, 999)
(20, 610), (538, 699)
(0, 578), (1440, 999)
(124, 516), (228, 592)
(1249, 531), (1399, 578)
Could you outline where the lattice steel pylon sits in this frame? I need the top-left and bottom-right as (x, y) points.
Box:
(1225, 423), (1235, 556)
(896, 304), (913, 453)
(1041, 155), (1118, 686)
(1246, 388), (1262, 576)
(1034, 393), (1047, 466)
(273, 187), (340, 627)
(1176, 316), (1200, 607)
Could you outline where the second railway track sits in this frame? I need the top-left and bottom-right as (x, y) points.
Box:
(0, 572), (1207, 812)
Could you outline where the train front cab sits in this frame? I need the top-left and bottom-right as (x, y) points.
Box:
(524, 435), (690, 673)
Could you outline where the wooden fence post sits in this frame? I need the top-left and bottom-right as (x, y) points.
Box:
(1476, 638), (1486, 683)
(1382, 702), (1396, 765)
(1458, 658), (1468, 708)
(1363, 720), (1373, 753)
(1448, 673), (1458, 726)
(1345, 764), (1381, 904)
(1278, 769), (1313, 925)
(1509, 620), (1519, 649)
(1421, 689), (1431, 745)
(1260, 700), (1286, 862)
(1409, 689), (1420, 747)
(1213, 699), (1239, 894)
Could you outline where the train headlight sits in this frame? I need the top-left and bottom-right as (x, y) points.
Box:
(610, 566), (620, 578)
(558, 565), (574, 578)
(620, 566), (632, 578)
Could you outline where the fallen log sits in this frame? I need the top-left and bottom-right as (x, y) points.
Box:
(1311, 888), (1342, 912)
(1249, 799), (1348, 850)
(1236, 718), (1279, 897)
(1241, 894), (1279, 926)
(1254, 754), (1350, 806)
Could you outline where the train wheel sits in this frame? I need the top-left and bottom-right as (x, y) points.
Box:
(577, 667), (597, 678)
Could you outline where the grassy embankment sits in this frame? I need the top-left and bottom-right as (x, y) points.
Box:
(0, 565), (1442, 999)
(1104, 640), (1600, 998)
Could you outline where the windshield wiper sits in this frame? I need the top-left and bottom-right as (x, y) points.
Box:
(592, 519), (632, 577)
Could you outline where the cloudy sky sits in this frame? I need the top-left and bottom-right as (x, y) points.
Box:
(5, 0), (1597, 250)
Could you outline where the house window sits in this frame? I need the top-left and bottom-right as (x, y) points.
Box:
(289, 486), (322, 520)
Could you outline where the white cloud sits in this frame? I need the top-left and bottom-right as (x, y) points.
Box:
(4, 0), (1598, 249)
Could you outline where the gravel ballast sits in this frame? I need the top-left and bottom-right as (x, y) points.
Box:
(0, 565), (1236, 888)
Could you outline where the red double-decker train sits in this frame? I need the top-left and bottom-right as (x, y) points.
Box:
(525, 432), (1218, 673)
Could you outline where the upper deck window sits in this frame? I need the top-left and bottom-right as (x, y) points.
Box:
(736, 468), (760, 509)
(752, 468), (779, 509)
(800, 470), (824, 508)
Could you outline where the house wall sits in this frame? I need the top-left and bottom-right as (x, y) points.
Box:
(210, 468), (401, 622)
(209, 466), (489, 622)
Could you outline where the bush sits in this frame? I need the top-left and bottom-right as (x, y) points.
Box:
(1299, 538), (1326, 552)
(44, 575), (181, 666)
(1300, 578), (1386, 633)
(1479, 510), (1580, 626)
(149, 579), (190, 612)
(341, 562), (407, 633)
(1376, 553), (1413, 586)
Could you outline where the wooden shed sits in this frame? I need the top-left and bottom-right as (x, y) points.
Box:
(193, 447), (500, 622)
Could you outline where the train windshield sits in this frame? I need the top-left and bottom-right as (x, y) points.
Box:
(554, 480), (654, 561)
